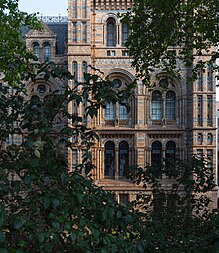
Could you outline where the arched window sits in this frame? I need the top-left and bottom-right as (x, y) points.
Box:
(33, 42), (40, 60)
(151, 91), (162, 120)
(72, 61), (78, 82)
(122, 24), (129, 46)
(31, 95), (40, 102)
(119, 141), (129, 177)
(82, 61), (87, 81)
(30, 95), (41, 108)
(165, 141), (176, 172)
(119, 104), (128, 120)
(107, 18), (116, 47)
(82, 22), (87, 43)
(105, 102), (115, 120)
(43, 43), (51, 62)
(165, 91), (176, 120)
(197, 133), (203, 145)
(151, 141), (162, 166)
(207, 64), (213, 91)
(104, 141), (115, 177)
(207, 133), (213, 145)
(165, 141), (176, 161)
(82, 0), (87, 18)
(198, 67), (203, 91)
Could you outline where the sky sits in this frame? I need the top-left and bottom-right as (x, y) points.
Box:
(18, 0), (68, 16)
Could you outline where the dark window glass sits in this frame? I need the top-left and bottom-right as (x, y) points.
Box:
(112, 79), (122, 88)
(104, 141), (115, 177)
(82, 61), (87, 81)
(207, 133), (213, 145)
(197, 95), (203, 126)
(159, 78), (169, 88)
(119, 141), (129, 177)
(197, 133), (203, 145)
(33, 43), (40, 60)
(105, 102), (115, 120)
(165, 91), (176, 120)
(72, 61), (78, 83)
(198, 67), (203, 91)
(37, 84), (46, 94)
(207, 95), (213, 126)
(107, 18), (116, 47)
(119, 194), (129, 206)
(122, 24), (129, 46)
(44, 43), (51, 62)
(119, 104), (128, 120)
(151, 91), (162, 120)
(165, 141), (176, 165)
(151, 141), (162, 166)
(207, 64), (213, 91)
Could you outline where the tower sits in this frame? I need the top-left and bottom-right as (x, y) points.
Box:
(67, 0), (217, 205)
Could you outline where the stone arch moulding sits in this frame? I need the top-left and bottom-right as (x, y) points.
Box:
(105, 68), (135, 83)
(25, 77), (62, 95)
(150, 71), (182, 90)
(101, 13), (120, 25)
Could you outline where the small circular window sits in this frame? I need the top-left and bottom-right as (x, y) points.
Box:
(112, 79), (122, 88)
(159, 78), (169, 88)
(37, 84), (46, 94)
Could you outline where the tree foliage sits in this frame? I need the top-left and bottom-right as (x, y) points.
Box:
(122, 0), (219, 84)
(0, 0), (219, 252)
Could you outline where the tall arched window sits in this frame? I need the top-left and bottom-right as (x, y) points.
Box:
(107, 18), (116, 47)
(104, 141), (115, 177)
(197, 133), (203, 145)
(82, 0), (87, 18)
(207, 64), (213, 91)
(31, 95), (40, 102)
(151, 91), (162, 120)
(119, 104), (128, 120)
(198, 67), (203, 91)
(105, 102), (115, 120)
(119, 141), (129, 177)
(165, 91), (176, 120)
(151, 141), (162, 166)
(33, 42), (40, 60)
(72, 61), (78, 82)
(43, 43), (51, 62)
(207, 133), (213, 145)
(82, 61), (87, 81)
(165, 141), (176, 173)
(122, 24), (129, 46)
(165, 141), (176, 161)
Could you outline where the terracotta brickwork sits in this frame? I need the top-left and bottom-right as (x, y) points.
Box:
(67, 0), (217, 205)
(23, 0), (217, 207)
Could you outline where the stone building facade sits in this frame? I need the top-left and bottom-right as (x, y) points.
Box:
(24, 1), (217, 205)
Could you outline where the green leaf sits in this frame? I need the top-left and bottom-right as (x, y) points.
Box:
(125, 214), (133, 224)
(51, 198), (60, 208)
(36, 232), (45, 243)
(15, 249), (24, 253)
(14, 218), (24, 230)
(0, 249), (8, 253)
(34, 149), (41, 158)
(44, 242), (53, 253)
(117, 210), (122, 219)
(0, 231), (5, 243)
(70, 233), (77, 242)
(44, 197), (51, 209)
(52, 222), (60, 230)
